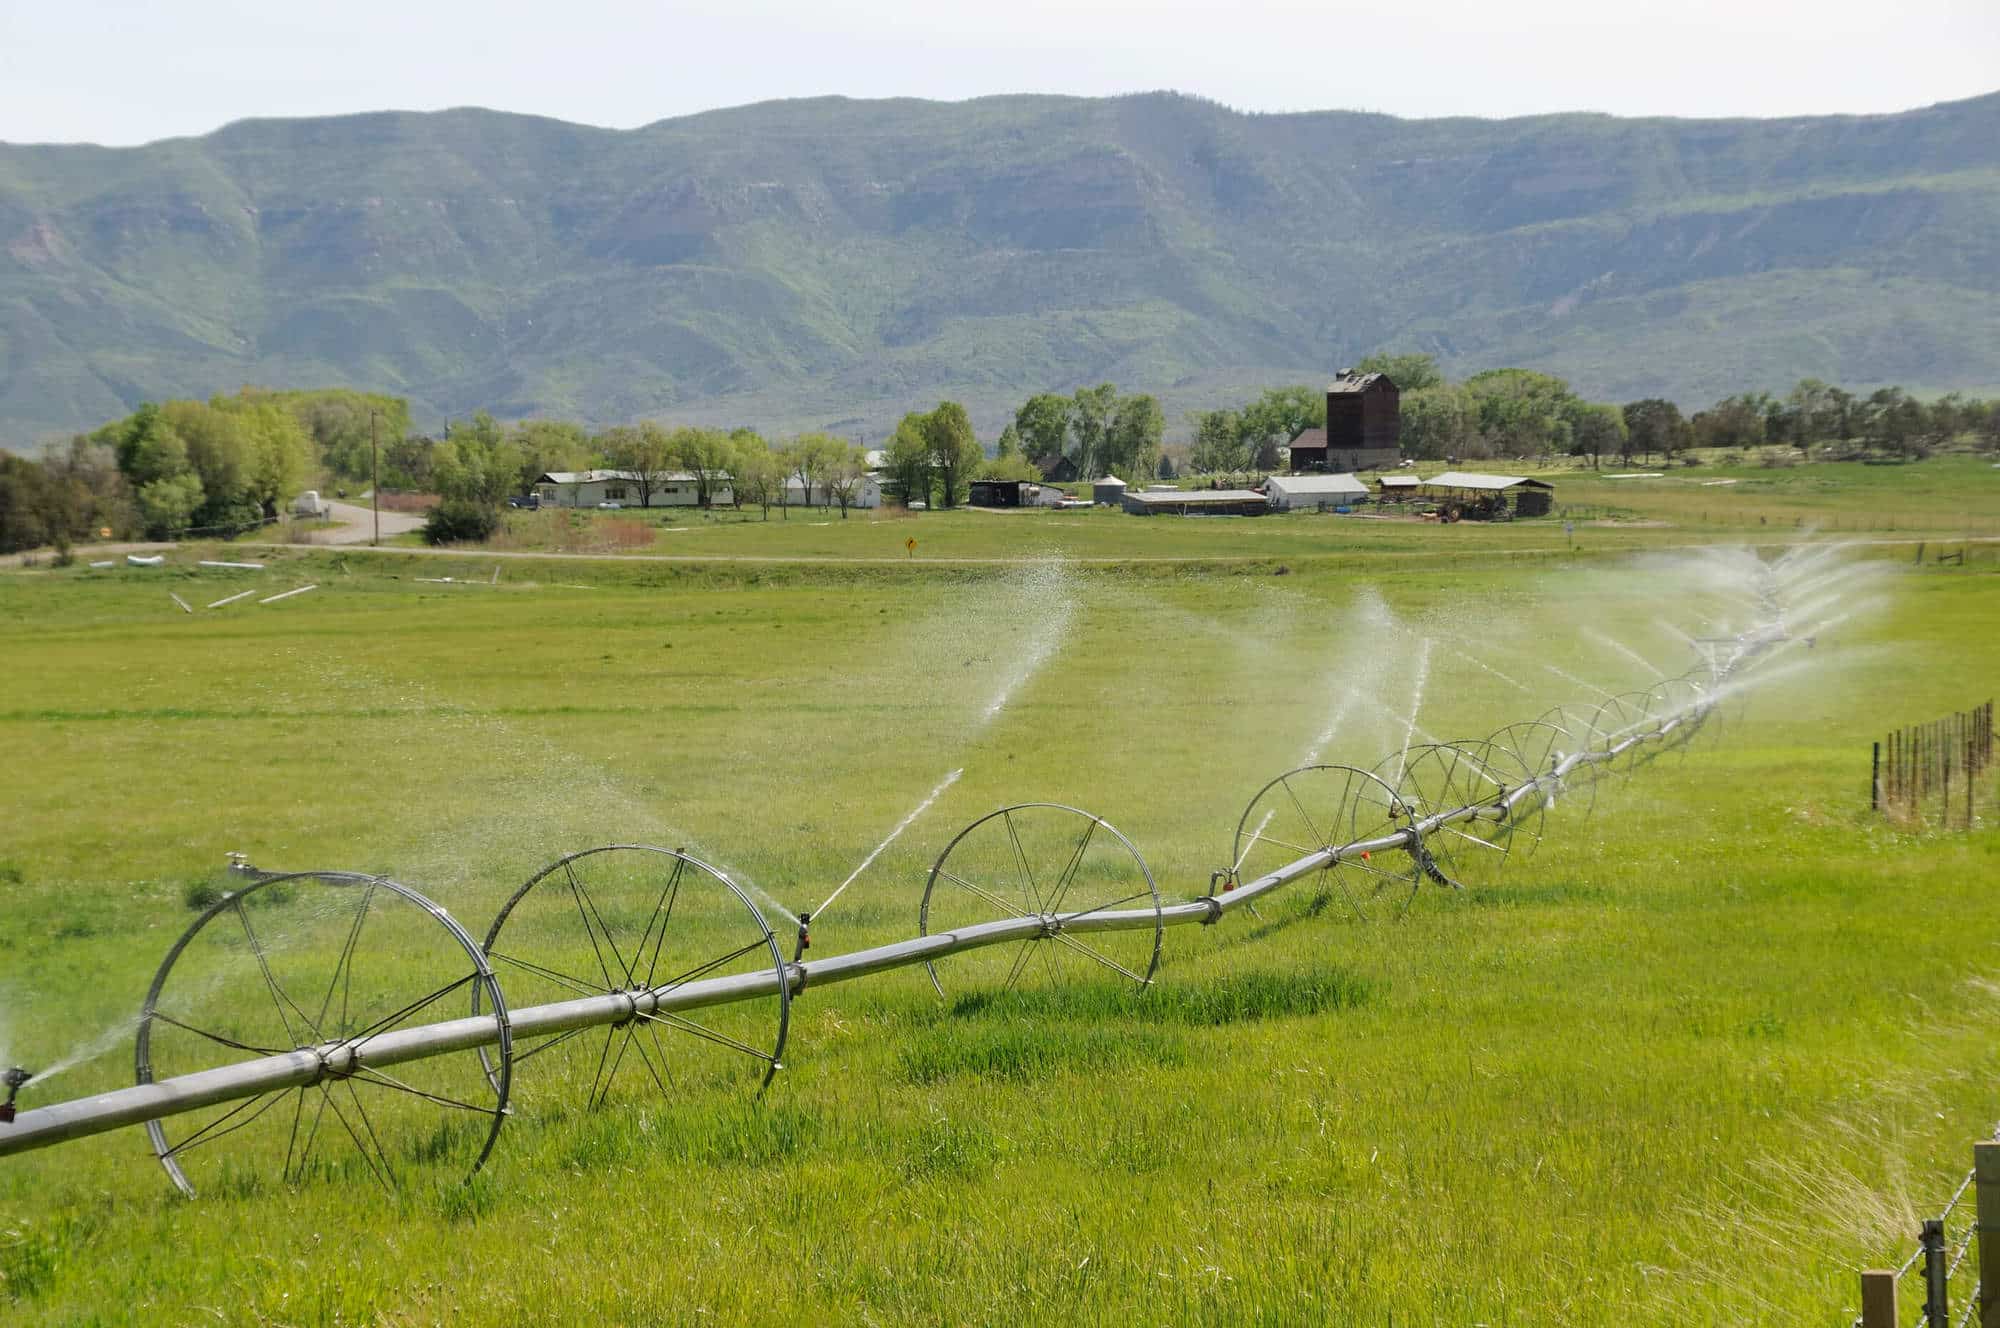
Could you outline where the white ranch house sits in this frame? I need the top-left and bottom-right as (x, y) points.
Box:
(534, 470), (733, 508)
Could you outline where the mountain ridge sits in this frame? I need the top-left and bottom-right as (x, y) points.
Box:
(4, 90), (1998, 445)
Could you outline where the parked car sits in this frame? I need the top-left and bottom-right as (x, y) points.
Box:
(291, 490), (331, 518)
(507, 495), (541, 509)
(596, 500), (623, 510)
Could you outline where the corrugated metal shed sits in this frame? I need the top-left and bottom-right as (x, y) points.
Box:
(1422, 471), (1553, 492)
(1269, 473), (1367, 496)
(1378, 474), (1421, 488)
(1122, 489), (1268, 517)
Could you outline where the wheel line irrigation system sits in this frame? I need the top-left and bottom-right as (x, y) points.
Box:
(0, 555), (1824, 1196)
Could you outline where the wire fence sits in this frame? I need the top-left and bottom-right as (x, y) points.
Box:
(1873, 700), (1995, 828)
(1850, 1132), (2000, 1327)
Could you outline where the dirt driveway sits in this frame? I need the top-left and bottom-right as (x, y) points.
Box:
(319, 500), (427, 544)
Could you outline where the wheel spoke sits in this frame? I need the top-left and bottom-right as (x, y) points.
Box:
(564, 861), (618, 992)
(1247, 829), (1321, 860)
(635, 1008), (776, 1065)
(1000, 939), (1039, 994)
(1043, 819), (1099, 918)
(1050, 932), (1146, 984)
(638, 856), (686, 989)
(598, 1026), (643, 1109)
(341, 973), (478, 1053)
(626, 1025), (672, 1098)
(322, 1081), (395, 1189)
(235, 899), (318, 1047)
(350, 1065), (495, 1115)
(650, 937), (769, 995)
(1279, 776), (1327, 849)
(489, 949), (606, 998)
(162, 1091), (285, 1160)
(149, 1010), (289, 1057)
(1056, 888), (1156, 924)
(288, 1083), (331, 1186)
(314, 878), (377, 1038)
(937, 868), (1029, 919)
(511, 1024), (595, 1066)
(584, 1024), (620, 1112)
(1003, 810), (1042, 913)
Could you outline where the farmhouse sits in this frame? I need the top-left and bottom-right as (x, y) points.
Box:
(1122, 488), (1269, 517)
(1266, 473), (1369, 512)
(1420, 471), (1555, 519)
(780, 474), (882, 509)
(1288, 371), (1402, 473)
(535, 470), (734, 508)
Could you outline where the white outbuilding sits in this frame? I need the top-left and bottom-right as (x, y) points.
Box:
(1092, 475), (1128, 506)
(1265, 473), (1369, 512)
(534, 470), (735, 508)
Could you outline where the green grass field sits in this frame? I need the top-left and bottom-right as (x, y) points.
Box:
(1, 460), (1997, 1325)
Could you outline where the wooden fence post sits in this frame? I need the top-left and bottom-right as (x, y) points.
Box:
(1861, 1268), (1899, 1328)
(1977, 1141), (2000, 1328)
(1874, 741), (1882, 812)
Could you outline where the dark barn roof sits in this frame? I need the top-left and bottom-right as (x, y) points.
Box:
(1287, 428), (1328, 451)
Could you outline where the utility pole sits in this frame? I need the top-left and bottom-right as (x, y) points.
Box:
(370, 409), (380, 546)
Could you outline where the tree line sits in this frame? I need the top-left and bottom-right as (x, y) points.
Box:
(5, 366), (1998, 553)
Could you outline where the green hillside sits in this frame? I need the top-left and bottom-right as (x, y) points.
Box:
(3, 90), (1997, 444)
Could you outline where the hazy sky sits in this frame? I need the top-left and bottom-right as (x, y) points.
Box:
(3, 0), (1996, 146)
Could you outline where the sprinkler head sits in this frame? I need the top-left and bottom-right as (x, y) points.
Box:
(0, 1066), (31, 1124)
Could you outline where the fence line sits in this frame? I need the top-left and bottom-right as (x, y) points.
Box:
(1873, 700), (1994, 828)
(1855, 1139), (2000, 1328)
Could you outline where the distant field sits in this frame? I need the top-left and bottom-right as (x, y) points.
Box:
(0, 477), (1996, 1323)
(432, 455), (2000, 564)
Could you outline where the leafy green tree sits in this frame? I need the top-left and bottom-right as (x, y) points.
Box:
(136, 472), (204, 539)
(786, 432), (849, 508)
(433, 412), (523, 506)
(995, 423), (1021, 459)
(108, 403), (190, 488)
(667, 426), (736, 508)
(512, 420), (589, 494)
(824, 443), (870, 517)
(1014, 394), (1072, 470)
(1567, 403), (1627, 470)
(882, 412), (934, 507)
(1354, 352), (1444, 391)
(1622, 398), (1689, 463)
(730, 437), (785, 519)
(248, 388), (411, 483)
(1069, 384), (1117, 479)
(1399, 386), (1471, 460)
(1188, 409), (1245, 473)
(1688, 396), (1766, 452)
(1243, 385), (1326, 448)
(1464, 370), (1578, 455)
(598, 422), (673, 507)
(923, 402), (981, 508)
(976, 451), (1042, 482)
(1106, 393), (1164, 481)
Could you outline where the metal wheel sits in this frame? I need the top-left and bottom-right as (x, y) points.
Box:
(1229, 764), (1418, 921)
(1373, 743), (1515, 890)
(1484, 719), (1567, 844)
(135, 870), (510, 1198)
(481, 845), (789, 1113)
(1586, 691), (1656, 769)
(919, 804), (1162, 999)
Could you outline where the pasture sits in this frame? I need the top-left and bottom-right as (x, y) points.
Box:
(1, 490), (1997, 1323)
